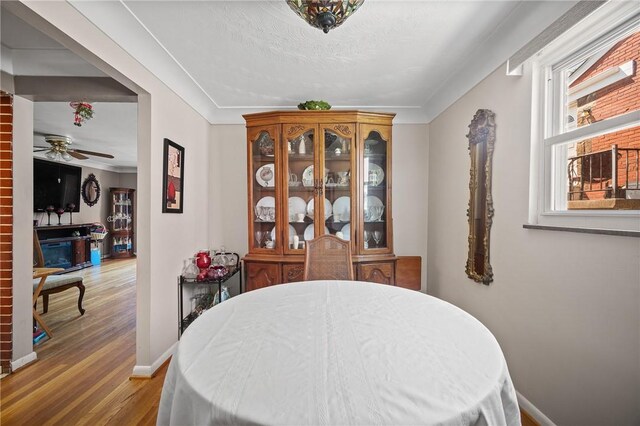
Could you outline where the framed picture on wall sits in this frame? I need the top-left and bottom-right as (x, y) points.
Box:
(162, 138), (184, 213)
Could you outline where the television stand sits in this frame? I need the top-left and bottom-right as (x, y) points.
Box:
(35, 224), (92, 273)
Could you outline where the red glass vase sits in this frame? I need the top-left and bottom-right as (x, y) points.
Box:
(195, 250), (211, 270)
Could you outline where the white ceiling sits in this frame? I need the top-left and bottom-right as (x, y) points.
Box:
(70, 0), (578, 124)
(2, 1), (582, 167)
(33, 102), (138, 170)
(0, 8), (105, 77)
(125, 1), (518, 108)
(1, 7), (136, 169)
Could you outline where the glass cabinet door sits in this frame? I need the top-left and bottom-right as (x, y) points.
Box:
(110, 188), (134, 257)
(283, 124), (316, 254)
(360, 125), (392, 253)
(111, 191), (133, 232)
(249, 127), (280, 253)
(321, 124), (355, 245)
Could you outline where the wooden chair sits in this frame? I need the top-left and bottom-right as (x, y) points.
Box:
(33, 230), (85, 315)
(303, 235), (354, 281)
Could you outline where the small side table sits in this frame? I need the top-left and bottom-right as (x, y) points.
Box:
(33, 267), (63, 338)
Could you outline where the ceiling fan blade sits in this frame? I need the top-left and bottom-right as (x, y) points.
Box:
(33, 148), (50, 152)
(72, 149), (115, 159)
(68, 151), (90, 160)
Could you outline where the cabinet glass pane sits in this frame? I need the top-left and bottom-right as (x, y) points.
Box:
(112, 234), (132, 254)
(286, 129), (315, 251)
(110, 189), (134, 257)
(323, 129), (352, 242)
(363, 131), (388, 250)
(111, 192), (132, 231)
(251, 131), (277, 250)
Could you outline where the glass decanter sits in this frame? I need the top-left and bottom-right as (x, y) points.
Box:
(182, 257), (199, 279)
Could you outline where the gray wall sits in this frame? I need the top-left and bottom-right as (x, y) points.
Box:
(427, 62), (640, 424)
(32, 164), (137, 257)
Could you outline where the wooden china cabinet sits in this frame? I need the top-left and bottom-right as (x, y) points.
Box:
(109, 187), (135, 258)
(243, 111), (396, 291)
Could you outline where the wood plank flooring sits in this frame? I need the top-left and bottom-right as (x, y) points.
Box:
(0, 258), (168, 425)
(1, 257), (538, 425)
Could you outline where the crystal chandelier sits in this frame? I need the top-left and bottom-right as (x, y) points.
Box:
(286, 0), (365, 33)
(44, 135), (73, 162)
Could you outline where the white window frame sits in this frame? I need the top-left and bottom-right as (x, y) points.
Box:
(529, 4), (640, 232)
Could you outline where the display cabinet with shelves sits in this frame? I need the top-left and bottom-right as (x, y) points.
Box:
(243, 111), (396, 290)
(177, 253), (242, 336)
(109, 187), (135, 258)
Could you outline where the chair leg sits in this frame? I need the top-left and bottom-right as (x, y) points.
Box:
(77, 283), (85, 315)
(43, 294), (49, 314)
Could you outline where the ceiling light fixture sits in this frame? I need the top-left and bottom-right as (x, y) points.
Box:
(286, 0), (364, 33)
(44, 135), (73, 162)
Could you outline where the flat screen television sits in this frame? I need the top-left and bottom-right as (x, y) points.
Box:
(34, 159), (81, 212)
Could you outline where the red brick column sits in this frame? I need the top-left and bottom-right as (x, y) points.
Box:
(0, 93), (13, 374)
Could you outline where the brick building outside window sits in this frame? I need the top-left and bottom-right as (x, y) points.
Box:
(565, 30), (640, 208)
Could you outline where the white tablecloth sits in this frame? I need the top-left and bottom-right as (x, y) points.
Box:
(158, 281), (520, 425)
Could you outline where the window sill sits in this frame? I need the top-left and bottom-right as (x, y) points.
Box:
(523, 224), (640, 238)
(567, 199), (640, 210)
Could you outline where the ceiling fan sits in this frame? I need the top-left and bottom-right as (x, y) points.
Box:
(34, 135), (114, 162)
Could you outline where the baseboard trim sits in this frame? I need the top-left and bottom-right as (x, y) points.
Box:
(10, 351), (38, 372)
(517, 391), (556, 426)
(130, 342), (177, 379)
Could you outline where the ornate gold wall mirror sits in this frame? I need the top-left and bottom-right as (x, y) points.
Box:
(465, 109), (495, 285)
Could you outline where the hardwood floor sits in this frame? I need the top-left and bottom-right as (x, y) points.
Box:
(0, 258), (168, 425)
(1, 257), (538, 425)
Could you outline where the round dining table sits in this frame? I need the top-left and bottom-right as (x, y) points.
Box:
(157, 281), (520, 425)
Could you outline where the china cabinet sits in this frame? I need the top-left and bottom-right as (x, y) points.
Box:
(243, 110), (396, 291)
(109, 188), (135, 258)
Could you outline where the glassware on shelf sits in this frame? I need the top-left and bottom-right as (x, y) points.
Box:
(66, 203), (76, 224)
(363, 230), (371, 249)
(254, 231), (264, 248)
(212, 246), (230, 266)
(45, 205), (55, 225)
(373, 230), (383, 247)
(366, 205), (384, 222)
(226, 254), (238, 267)
(55, 207), (65, 225)
(213, 286), (230, 305)
(182, 258), (199, 279)
(195, 250), (211, 270)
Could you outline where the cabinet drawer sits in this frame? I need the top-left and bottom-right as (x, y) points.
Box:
(282, 263), (304, 283)
(357, 262), (395, 285)
(245, 262), (281, 292)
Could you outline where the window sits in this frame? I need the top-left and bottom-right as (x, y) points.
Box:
(531, 6), (640, 231)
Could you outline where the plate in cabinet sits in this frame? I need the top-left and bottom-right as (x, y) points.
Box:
(271, 224), (297, 243)
(365, 163), (384, 186)
(256, 163), (275, 187)
(304, 224), (330, 241)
